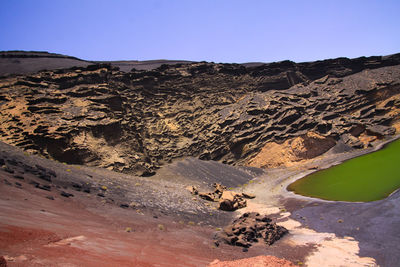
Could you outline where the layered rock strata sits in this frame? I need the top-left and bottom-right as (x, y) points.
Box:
(0, 54), (399, 175)
(214, 212), (288, 248)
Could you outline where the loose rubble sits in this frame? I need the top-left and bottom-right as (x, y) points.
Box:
(214, 212), (288, 248)
(188, 183), (255, 211)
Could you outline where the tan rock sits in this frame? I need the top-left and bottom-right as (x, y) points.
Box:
(220, 190), (241, 202)
(199, 192), (215, 201)
(186, 185), (198, 195)
(213, 183), (227, 194)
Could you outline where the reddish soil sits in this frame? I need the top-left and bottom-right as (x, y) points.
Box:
(0, 175), (299, 267)
(209, 255), (298, 267)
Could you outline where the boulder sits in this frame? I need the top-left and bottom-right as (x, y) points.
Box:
(242, 192), (256, 199)
(186, 185), (198, 195)
(219, 199), (236, 211)
(213, 183), (227, 194)
(0, 256), (7, 267)
(220, 190), (240, 202)
(199, 192), (216, 201)
(189, 183), (253, 211)
(215, 212), (288, 248)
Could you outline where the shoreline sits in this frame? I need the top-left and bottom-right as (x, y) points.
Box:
(280, 133), (400, 203)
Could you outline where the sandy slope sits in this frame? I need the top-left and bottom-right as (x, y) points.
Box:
(0, 141), (303, 266)
(1, 136), (400, 266)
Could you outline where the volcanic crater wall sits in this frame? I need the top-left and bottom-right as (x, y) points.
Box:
(0, 54), (400, 175)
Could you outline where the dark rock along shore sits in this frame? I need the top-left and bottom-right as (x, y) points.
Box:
(0, 52), (399, 176)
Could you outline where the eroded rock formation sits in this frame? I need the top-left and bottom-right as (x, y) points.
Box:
(188, 183), (255, 211)
(0, 54), (400, 175)
(214, 212), (288, 248)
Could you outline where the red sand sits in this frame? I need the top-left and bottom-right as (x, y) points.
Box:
(209, 255), (298, 267)
(0, 175), (298, 267)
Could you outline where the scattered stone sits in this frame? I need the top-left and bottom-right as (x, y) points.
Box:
(72, 183), (82, 191)
(0, 256), (7, 267)
(186, 185), (198, 195)
(242, 192), (256, 199)
(48, 170), (57, 177)
(29, 180), (40, 187)
(37, 184), (51, 191)
(46, 196), (55, 200)
(3, 167), (14, 174)
(38, 173), (52, 182)
(60, 191), (74, 198)
(120, 203), (129, 208)
(198, 192), (216, 201)
(13, 174), (24, 180)
(213, 183), (227, 194)
(83, 188), (91, 193)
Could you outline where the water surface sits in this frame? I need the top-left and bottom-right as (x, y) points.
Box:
(287, 138), (400, 202)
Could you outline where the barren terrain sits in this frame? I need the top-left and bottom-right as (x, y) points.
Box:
(1, 51), (400, 266)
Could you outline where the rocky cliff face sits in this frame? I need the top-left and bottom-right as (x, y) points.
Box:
(0, 54), (400, 175)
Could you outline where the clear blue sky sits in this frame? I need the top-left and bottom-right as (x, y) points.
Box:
(1, 0), (399, 63)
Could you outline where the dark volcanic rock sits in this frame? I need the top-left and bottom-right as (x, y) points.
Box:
(215, 212), (288, 248)
(0, 54), (399, 174)
(0, 256), (7, 267)
(60, 191), (74, 198)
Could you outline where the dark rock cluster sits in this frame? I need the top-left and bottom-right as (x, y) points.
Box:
(215, 212), (288, 248)
(0, 54), (399, 175)
(188, 183), (255, 211)
(0, 256), (7, 267)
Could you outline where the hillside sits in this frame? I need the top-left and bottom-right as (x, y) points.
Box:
(0, 51), (193, 75)
(0, 52), (399, 176)
(1, 51), (400, 266)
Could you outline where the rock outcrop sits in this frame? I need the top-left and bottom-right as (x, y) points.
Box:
(0, 256), (7, 267)
(214, 212), (288, 248)
(188, 183), (254, 211)
(0, 54), (400, 175)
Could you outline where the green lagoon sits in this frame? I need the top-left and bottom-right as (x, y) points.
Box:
(287, 138), (400, 202)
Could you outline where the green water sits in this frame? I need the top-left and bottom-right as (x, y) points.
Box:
(287, 138), (400, 202)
